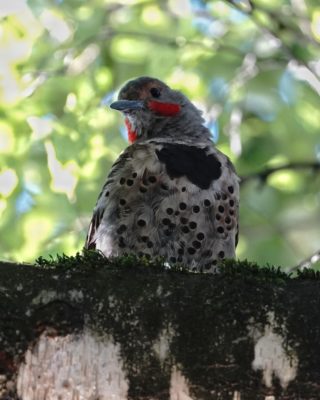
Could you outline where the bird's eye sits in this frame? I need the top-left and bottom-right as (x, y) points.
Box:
(150, 87), (161, 98)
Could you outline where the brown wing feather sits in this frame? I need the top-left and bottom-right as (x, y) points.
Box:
(85, 208), (105, 249)
(85, 147), (133, 250)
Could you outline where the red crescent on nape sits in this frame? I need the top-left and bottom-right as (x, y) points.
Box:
(125, 118), (138, 143)
(148, 100), (181, 116)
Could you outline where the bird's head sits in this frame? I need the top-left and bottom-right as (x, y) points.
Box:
(110, 76), (208, 143)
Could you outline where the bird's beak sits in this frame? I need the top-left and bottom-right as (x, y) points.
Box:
(110, 100), (144, 112)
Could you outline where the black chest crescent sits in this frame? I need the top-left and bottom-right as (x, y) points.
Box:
(156, 144), (222, 190)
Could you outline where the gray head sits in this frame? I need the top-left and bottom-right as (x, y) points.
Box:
(110, 76), (211, 143)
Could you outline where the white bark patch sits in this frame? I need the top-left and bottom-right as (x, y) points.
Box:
(68, 289), (84, 302)
(31, 289), (84, 305)
(170, 366), (194, 400)
(31, 290), (59, 305)
(17, 330), (129, 400)
(232, 390), (241, 400)
(153, 325), (175, 364)
(250, 312), (298, 389)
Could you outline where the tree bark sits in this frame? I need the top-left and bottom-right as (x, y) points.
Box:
(0, 256), (319, 399)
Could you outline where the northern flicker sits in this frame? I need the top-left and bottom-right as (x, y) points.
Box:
(85, 77), (239, 272)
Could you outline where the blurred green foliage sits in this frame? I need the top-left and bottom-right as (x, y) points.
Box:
(0, 0), (320, 268)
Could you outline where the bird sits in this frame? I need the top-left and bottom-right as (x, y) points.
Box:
(85, 76), (239, 272)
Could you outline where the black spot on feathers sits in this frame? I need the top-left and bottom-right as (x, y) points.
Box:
(156, 144), (221, 190)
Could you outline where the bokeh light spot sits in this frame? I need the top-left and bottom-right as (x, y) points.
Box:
(311, 10), (320, 41)
(45, 141), (78, 200)
(40, 9), (72, 43)
(0, 122), (14, 153)
(141, 5), (167, 26)
(0, 168), (18, 197)
(268, 171), (302, 192)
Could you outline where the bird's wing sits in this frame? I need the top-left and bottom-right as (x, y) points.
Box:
(85, 149), (132, 250)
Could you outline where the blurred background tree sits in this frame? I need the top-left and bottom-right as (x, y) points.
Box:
(0, 0), (319, 269)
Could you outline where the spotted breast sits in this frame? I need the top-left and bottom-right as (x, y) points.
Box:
(85, 139), (239, 272)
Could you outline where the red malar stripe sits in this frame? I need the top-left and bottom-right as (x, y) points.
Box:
(125, 118), (138, 143)
(148, 101), (181, 116)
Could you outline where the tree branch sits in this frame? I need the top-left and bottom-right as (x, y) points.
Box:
(1, 253), (320, 398)
(287, 249), (320, 273)
(224, 0), (320, 94)
(240, 161), (320, 185)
